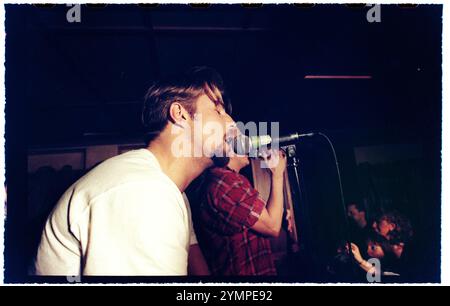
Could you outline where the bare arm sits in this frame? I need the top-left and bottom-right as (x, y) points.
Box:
(251, 150), (287, 237)
(351, 243), (378, 275)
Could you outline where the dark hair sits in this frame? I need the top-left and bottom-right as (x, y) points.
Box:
(379, 211), (413, 244)
(366, 232), (400, 272)
(366, 232), (391, 252)
(142, 66), (232, 144)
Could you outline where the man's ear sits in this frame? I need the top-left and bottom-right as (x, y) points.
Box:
(169, 102), (188, 126)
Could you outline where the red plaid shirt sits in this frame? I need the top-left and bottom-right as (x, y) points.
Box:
(197, 167), (276, 276)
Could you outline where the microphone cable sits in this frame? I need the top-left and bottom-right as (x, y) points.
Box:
(314, 132), (358, 279)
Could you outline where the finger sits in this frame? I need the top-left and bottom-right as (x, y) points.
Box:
(265, 150), (273, 160)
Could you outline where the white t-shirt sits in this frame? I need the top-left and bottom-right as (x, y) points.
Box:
(34, 149), (197, 276)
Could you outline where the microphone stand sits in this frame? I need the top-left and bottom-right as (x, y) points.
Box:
(284, 144), (303, 253)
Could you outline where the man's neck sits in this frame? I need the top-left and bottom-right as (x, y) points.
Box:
(147, 138), (211, 192)
(227, 160), (243, 173)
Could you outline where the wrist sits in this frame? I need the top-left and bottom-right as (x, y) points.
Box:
(271, 172), (284, 180)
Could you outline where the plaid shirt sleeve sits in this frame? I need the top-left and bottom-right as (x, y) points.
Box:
(207, 170), (266, 233)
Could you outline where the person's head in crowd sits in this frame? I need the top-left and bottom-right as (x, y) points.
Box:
(347, 202), (367, 229)
(366, 233), (391, 259)
(372, 210), (413, 245)
(142, 66), (234, 168)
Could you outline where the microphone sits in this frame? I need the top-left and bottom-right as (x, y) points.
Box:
(231, 132), (315, 155)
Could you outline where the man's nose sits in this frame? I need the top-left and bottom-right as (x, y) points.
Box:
(224, 113), (234, 126)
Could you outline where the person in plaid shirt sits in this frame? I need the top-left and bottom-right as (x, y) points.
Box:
(197, 149), (287, 276)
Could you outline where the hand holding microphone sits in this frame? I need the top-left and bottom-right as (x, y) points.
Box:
(264, 149), (287, 179)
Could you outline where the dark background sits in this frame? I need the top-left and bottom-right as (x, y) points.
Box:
(5, 4), (442, 282)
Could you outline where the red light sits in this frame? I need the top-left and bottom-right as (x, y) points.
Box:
(304, 75), (372, 79)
